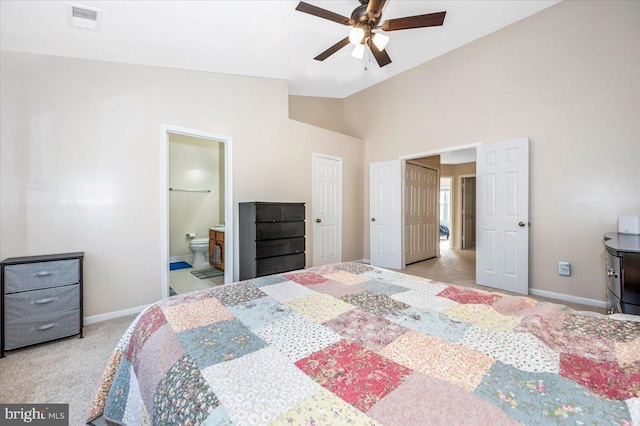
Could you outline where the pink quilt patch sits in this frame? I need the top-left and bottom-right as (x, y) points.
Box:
(126, 305), (167, 364)
(560, 353), (640, 400)
(438, 286), (502, 305)
(295, 340), (411, 411)
(284, 271), (328, 286)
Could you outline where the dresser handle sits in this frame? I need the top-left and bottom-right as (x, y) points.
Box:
(34, 323), (56, 331)
(31, 297), (59, 305)
(36, 271), (58, 277)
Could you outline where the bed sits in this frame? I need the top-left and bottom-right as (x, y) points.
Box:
(88, 262), (640, 425)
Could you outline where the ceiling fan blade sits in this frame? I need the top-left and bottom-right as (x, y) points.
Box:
(314, 37), (351, 61)
(366, 0), (387, 20)
(295, 2), (353, 26)
(369, 40), (392, 67)
(380, 11), (446, 31)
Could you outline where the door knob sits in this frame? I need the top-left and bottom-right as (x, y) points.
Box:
(315, 218), (321, 223)
(518, 221), (526, 227)
(371, 218), (376, 222)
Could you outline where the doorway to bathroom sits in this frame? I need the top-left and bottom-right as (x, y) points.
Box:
(160, 125), (233, 298)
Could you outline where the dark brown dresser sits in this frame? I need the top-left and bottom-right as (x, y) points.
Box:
(1, 252), (84, 357)
(239, 202), (305, 280)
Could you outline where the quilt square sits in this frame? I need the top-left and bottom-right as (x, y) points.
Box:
(284, 271), (328, 285)
(202, 346), (321, 424)
(177, 319), (267, 370)
(254, 313), (342, 361)
(443, 304), (522, 333)
(335, 262), (374, 274)
(438, 286), (503, 305)
(386, 307), (468, 343)
(287, 293), (354, 323)
(153, 354), (221, 425)
(136, 323), (186, 413)
(259, 280), (318, 303)
(227, 296), (293, 330)
(358, 279), (411, 295)
(322, 270), (370, 286)
(163, 297), (235, 333)
(307, 280), (366, 298)
(340, 292), (410, 317)
(563, 313), (640, 343)
(389, 289), (459, 312)
(380, 330), (494, 392)
(209, 282), (267, 306)
(475, 361), (632, 425)
(367, 372), (519, 426)
(126, 305), (167, 364)
(560, 353), (640, 400)
(273, 388), (380, 426)
(296, 340), (411, 412)
(248, 274), (289, 287)
(324, 308), (409, 352)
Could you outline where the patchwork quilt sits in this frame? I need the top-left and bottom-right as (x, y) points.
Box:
(88, 263), (640, 425)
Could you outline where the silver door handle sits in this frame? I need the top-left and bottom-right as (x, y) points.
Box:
(316, 218), (321, 223)
(371, 218), (376, 222)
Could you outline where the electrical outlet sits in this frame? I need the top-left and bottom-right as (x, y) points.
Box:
(558, 261), (571, 276)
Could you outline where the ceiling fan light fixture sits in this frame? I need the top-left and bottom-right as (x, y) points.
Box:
(348, 27), (365, 45)
(351, 43), (365, 59)
(372, 32), (389, 51)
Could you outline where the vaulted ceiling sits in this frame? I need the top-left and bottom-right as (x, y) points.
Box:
(0, 1), (559, 98)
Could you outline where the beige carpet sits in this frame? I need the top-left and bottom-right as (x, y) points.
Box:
(0, 314), (136, 425)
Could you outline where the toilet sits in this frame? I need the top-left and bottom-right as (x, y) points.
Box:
(188, 238), (209, 267)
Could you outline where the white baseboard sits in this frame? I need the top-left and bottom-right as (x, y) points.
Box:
(357, 259), (370, 264)
(528, 288), (606, 309)
(169, 255), (191, 263)
(84, 304), (149, 325)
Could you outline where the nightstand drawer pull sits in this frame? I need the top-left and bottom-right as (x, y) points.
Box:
(35, 323), (56, 331)
(36, 270), (58, 276)
(32, 297), (59, 305)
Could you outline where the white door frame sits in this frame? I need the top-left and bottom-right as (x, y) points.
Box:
(312, 153), (343, 266)
(459, 174), (476, 249)
(160, 124), (234, 299)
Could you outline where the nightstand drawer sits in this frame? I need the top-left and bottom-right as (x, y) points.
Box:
(4, 284), (79, 320)
(4, 309), (80, 350)
(4, 259), (79, 293)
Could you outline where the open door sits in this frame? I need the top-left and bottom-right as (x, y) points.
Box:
(461, 176), (476, 249)
(370, 160), (403, 269)
(476, 138), (529, 294)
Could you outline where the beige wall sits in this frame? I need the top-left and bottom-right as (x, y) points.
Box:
(344, 0), (640, 303)
(168, 133), (222, 259)
(289, 95), (348, 135)
(0, 51), (364, 318)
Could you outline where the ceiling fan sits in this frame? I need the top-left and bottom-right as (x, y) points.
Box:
(295, 0), (446, 67)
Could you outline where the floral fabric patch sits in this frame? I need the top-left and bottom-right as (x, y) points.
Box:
(287, 293), (354, 323)
(163, 297), (234, 333)
(284, 271), (328, 285)
(340, 292), (410, 317)
(380, 330), (494, 392)
(209, 282), (266, 306)
(386, 307), (468, 343)
(438, 286), (503, 305)
(322, 270), (371, 286)
(296, 340), (411, 412)
(560, 353), (640, 400)
(324, 308), (409, 352)
(475, 361), (632, 425)
(443, 304), (522, 333)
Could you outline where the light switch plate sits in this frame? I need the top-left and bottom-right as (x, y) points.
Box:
(558, 261), (571, 276)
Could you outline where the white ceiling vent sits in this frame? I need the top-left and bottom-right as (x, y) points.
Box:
(66, 3), (102, 32)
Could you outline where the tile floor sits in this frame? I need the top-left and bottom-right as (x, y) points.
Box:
(170, 263), (224, 295)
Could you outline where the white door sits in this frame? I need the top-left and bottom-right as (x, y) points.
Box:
(312, 154), (342, 266)
(462, 176), (476, 249)
(476, 138), (529, 294)
(405, 163), (438, 264)
(370, 160), (403, 269)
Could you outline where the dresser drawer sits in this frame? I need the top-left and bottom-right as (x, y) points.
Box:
(256, 204), (305, 222)
(256, 222), (305, 240)
(256, 237), (305, 259)
(4, 259), (79, 293)
(256, 253), (305, 277)
(4, 309), (80, 350)
(4, 284), (79, 321)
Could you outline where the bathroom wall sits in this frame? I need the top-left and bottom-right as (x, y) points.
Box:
(169, 133), (222, 261)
